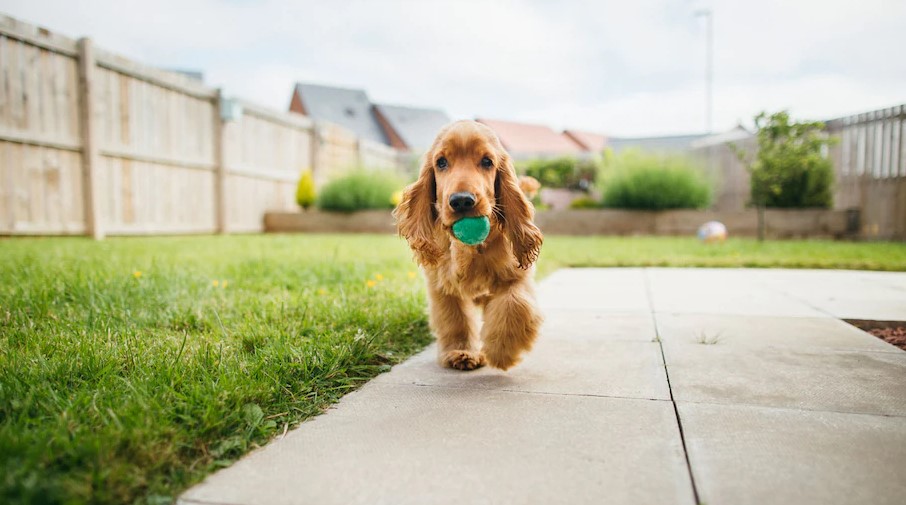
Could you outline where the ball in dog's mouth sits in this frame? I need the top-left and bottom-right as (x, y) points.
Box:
(452, 216), (490, 246)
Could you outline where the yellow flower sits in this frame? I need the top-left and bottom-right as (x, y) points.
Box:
(390, 190), (403, 206)
(366, 280), (377, 288)
(317, 288), (328, 296)
(133, 271), (142, 279)
(374, 274), (384, 281)
(212, 280), (219, 287)
(221, 280), (228, 288)
(407, 271), (417, 279)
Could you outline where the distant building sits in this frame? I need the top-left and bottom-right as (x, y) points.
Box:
(289, 83), (389, 144)
(289, 83), (451, 151)
(563, 130), (608, 153)
(373, 104), (451, 151)
(606, 133), (708, 153)
(476, 118), (587, 160)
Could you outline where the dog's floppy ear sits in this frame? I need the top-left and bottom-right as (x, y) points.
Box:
(495, 152), (543, 269)
(393, 158), (442, 266)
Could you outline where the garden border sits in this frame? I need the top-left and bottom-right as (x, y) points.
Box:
(264, 208), (859, 239)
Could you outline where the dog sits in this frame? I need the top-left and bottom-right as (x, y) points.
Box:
(393, 120), (543, 371)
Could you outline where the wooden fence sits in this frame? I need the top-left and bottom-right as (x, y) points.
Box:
(692, 105), (906, 240)
(0, 14), (405, 238)
(827, 105), (906, 240)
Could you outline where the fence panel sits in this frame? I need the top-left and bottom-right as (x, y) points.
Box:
(315, 123), (359, 186)
(0, 17), (85, 234)
(222, 102), (313, 232)
(92, 50), (218, 234)
(828, 105), (906, 240)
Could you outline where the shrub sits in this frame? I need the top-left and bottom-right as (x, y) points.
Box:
(735, 111), (834, 208)
(600, 150), (711, 210)
(295, 171), (316, 209)
(522, 157), (598, 190)
(317, 171), (403, 212)
(569, 196), (601, 209)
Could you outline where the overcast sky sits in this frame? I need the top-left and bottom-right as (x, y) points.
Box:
(2, 0), (904, 136)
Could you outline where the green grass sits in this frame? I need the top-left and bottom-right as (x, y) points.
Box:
(2, 233), (905, 504)
(536, 236), (906, 275)
(0, 235), (430, 504)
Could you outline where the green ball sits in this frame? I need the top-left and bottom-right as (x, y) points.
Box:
(452, 216), (490, 246)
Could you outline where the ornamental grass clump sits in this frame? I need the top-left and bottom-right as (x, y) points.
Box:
(317, 171), (403, 212)
(600, 150), (712, 210)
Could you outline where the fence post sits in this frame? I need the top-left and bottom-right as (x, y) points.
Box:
(310, 123), (322, 187)
(76, 38), (103, 240)
(212, 89), (227, 234)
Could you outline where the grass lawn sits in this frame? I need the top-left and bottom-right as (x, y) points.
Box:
(2, 233), (905, 504)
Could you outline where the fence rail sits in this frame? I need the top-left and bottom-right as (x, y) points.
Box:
(0, 14), (405, 237)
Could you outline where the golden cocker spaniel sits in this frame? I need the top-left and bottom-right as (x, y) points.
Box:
(394, 120), (543, 371)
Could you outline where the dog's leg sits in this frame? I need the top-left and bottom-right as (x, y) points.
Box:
(481, 281), (542, 371)
(428, 285), (485, 371)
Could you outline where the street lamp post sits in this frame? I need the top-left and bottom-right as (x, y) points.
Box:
(695, 9), (714, 134)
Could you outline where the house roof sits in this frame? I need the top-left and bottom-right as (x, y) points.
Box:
(476, 118), (586, 157)
(292, 83), (388, 144)
(689, 125), (752, 149)
(606, 133), (708, 153)
(373, 104), (451, 151)
(563, 130), (608, 152)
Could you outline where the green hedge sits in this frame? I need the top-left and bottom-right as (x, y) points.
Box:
(521, 157), (598, 190)
(317, 171), (403, 212)
(600, 151), (712, 210)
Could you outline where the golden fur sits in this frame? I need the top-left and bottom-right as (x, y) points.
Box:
(393, 121), (543, 371)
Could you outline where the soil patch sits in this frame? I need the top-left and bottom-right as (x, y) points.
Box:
(845, 319), (906, 351)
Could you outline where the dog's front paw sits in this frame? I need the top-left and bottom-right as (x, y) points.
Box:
(440, 350), (486, 371)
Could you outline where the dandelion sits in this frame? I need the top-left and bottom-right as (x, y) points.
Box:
(221, 280), (229, 288)
(366, 280), (377, 288)
(133, 271), (142, 279)
(212, 280), (219, 287)
(374, 273), (384, 281)
(407, 271), (417, 279)
(317, 288), (328, 296)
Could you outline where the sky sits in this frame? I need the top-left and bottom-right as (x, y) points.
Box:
(2, 0), (904, 137)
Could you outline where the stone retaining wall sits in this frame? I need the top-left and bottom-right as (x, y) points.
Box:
(265, 209), (858, 239)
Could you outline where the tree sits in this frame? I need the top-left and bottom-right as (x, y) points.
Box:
(740, 111), (835, 209)
(295, 170), (316, 210)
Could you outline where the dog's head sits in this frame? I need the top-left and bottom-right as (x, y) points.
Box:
(394, 120), (542, 269)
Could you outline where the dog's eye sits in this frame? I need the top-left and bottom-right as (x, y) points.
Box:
(436, 157), (448, 170)
(480, 157), (493, 169)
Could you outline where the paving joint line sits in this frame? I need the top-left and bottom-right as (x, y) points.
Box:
(673, 397), (906, 419)
(395, 381), (671, 402)
(643, 268), (702, 505)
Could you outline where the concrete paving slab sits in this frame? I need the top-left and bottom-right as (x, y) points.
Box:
(655, 313), (899, 352)
(661, 344), (906, 416)
(678, 402), (906, 505)
(372, 339), (671, 400)
(179, 268), (906, 505)
(758, 270), (906, 320)
(181, 383), (695, 505)
(538, 268), (650, 312)
(646, 269), (828, 317)
(541, 310), (657, 342)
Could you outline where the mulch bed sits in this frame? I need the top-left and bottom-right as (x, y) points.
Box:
(845, 320), (906, 351)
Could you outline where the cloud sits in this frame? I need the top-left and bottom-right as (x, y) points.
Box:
(2, 0), (904, 135)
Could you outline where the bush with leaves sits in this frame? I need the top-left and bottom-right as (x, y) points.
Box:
(318, 171), (403, 212)
(600, 150), (712, 210)
(521, 157), (598, 190)
(295, 170), (316, 210)
(736, 111), (834, 208)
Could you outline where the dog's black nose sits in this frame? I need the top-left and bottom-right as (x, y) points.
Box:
(449, 192), (477, 212)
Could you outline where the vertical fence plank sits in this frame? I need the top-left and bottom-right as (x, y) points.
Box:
(212, 89), (226, 233)
(76, 37), (103, 239)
